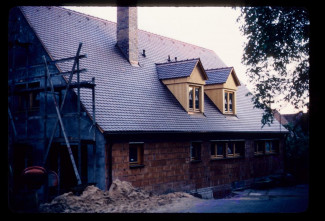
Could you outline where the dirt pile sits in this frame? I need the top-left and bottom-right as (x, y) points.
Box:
(39, 179), (195, 213)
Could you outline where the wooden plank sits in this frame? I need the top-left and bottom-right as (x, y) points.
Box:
(13, 54), (86, 71)
(10, 81), (95, 94)
(9, 69), (87, 83)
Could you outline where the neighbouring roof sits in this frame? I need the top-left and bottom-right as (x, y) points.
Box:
(18, 6), (287, 133)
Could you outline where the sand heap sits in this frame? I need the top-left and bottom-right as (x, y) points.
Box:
(39, 179), (194, 213)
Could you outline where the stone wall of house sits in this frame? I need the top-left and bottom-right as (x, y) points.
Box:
(111, 139), (284, 195)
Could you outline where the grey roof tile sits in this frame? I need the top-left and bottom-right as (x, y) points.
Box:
(19, 6), (287, 133)
(205, 67), (233, 85)
(156, 58), (199, 80)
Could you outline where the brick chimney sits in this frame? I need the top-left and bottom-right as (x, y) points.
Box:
(117, 7), (139, 66)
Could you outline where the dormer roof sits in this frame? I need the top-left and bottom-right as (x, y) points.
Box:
(206, 67), (241, 86)
(156, 58), (208, 80)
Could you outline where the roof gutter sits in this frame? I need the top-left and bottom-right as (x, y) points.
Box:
(103, 130), (288, 143)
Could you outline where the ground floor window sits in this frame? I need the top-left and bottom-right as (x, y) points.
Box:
(254, 140), (279, 155)
(190, 142), (202, 161)
(211, 140), (245, 159)
(129, 143), (144, 167)
(211, 142), (225, 158)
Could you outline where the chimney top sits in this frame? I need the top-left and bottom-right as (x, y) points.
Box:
(117, 7), (139, 67)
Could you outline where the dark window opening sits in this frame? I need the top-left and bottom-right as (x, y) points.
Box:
(129, 143), (144, 166)
(195, 87), (199, 109)
(227, 143), (234, 157)
(255, 140), (279, 155)
(211, 142), (225, 158)
(47, 143), (88, 195)
(224, 91), (235, 113)
(229, 92), (233, 111)
(189, 86), (193, 109)
(211, 141), (245, 159)
(255, 140), (264, 155)
(189, 85), (201, 112)
(191, 142), (201, 161)
(224, 92), (228, 112)
(217, 143), (224, 156)
(14, 82), (40, 112)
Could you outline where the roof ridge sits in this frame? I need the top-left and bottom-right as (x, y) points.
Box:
(205, 67), (233, 71)
(58, 6), (117, 26)
(155, 58), (200, 65)
(139, 29), (215, 53)
(60, 6), (215, 53)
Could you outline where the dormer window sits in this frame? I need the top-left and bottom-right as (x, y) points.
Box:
(156, 58), (208, 114)
(205, 67), (241, 115)
(189, 86), (193, 109)
(225, 91), (234, 114)
(189, 85), (201, 112)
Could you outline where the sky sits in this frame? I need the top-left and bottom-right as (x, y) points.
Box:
(64, 6), (303, 114)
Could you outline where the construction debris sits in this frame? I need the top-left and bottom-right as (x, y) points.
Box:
(39, 179), (195, 213)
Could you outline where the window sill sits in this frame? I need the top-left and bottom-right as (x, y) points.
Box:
(224, 112), (235, 114)
(188, 111), (202, 115)
(254, 152), (278, 157)
(190, 159), (202, 163)
(223, 114), (239, 121)
(210, 156), (244, 161)
(265, 152), (279, 156)
(129, 164), (145, 169)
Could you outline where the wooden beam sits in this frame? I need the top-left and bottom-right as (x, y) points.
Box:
(8, 69), (87, 83)
(13, 54), (86, 71)
(9, 81), (95, 95)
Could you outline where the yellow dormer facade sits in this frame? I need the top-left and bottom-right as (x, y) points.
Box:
(205, 68), (240, 115)
(159, 59), (208, 113)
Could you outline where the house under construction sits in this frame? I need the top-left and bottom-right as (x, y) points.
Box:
(8, 9), (102, 206)
(8, 6), (288, 210)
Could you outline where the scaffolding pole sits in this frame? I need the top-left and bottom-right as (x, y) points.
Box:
(92, 77), (96, 183)
(43, 43), (83, 166)
(42, 55), (81, 185)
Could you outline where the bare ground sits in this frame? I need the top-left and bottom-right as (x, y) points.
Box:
(39, 179), (203, 213)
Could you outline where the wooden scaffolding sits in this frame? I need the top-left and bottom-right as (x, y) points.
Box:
(8, 43), (97, 195)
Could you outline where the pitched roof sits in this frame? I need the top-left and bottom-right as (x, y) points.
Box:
(205, 67), (232, 84)
(18, 6), (287, 133)
(156, 58), (207, 80)
(205, 67), (240, 86)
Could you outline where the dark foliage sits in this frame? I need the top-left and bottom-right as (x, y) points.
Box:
(237, 7), (310, 126)
(284, 112), (309, 182)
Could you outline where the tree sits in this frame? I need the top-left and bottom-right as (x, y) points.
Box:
(284, 112), (309, 182)
(236, 7), (310, 126)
